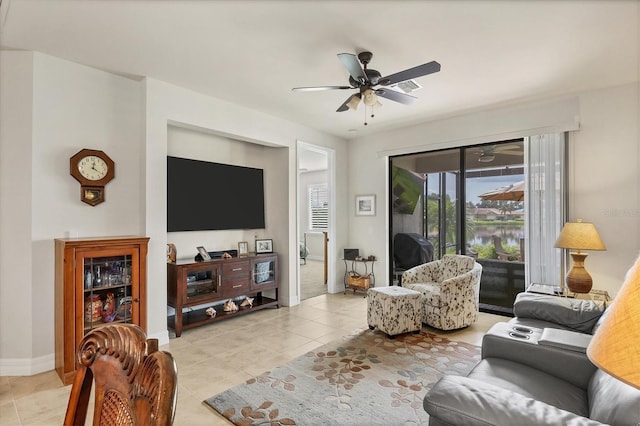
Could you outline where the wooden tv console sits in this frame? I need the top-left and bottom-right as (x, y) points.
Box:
(167, 253), (278, 337)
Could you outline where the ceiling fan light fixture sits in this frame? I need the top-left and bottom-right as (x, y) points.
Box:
(347, 93), (361, 110)
(478, 154), (495, 163)
(363, 89), (379, 107)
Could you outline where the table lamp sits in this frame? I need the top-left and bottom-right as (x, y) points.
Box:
(587, 254), (640, 390)
(554, 219), (606, 293)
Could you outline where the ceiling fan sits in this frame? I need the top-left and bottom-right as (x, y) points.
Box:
(470, 144), (523, 163)
(292, 51), (440, 123)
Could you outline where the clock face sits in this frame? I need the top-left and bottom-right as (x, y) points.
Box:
(77, 156), (109, 181)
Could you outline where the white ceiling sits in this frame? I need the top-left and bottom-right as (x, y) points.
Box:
(1, 0), (638, 140)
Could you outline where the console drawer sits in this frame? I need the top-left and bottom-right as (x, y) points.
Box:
(222, 278), (250, 298)
(222, 260), (250, 279)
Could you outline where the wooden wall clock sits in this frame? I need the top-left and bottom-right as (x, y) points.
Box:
(69, 149), (115, 206)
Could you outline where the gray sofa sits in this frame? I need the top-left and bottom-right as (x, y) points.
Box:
(424, 293), (640, 425)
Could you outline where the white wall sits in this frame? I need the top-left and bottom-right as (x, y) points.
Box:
(0, 52), (34, 365)
(567, 84), (640, 292)
(348, 84), (640, 296)
(0, 52), (144, 374)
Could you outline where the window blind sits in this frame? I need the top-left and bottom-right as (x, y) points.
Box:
(308, 184), (329, 230)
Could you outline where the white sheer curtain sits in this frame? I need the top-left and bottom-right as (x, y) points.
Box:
(524, 133), (567, 287)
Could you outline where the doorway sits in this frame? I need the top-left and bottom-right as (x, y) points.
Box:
(297, 142), (335, 301)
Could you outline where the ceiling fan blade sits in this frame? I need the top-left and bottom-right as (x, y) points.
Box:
(336, 93), (360, 112)
(292, 85), (352, 92)
(337, 53), (367, 83)
(380, 61), (441, 86)
(493, 143), (522, 151)
(375, 89), (417, 105)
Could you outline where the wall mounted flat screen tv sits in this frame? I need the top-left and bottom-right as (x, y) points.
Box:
(167, 156), (265, 231)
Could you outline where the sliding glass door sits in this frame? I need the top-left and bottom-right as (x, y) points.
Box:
(390, 135), (567, 313)
(390, 140), (527, 313)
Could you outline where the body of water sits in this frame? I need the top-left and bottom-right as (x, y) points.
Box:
(468, 224), (524, 247)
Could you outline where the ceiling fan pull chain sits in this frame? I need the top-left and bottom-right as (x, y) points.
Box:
(364, 104), (368, 126)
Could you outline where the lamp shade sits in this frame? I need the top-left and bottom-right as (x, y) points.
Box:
(587, 254), (640, 389)
(346, 93), (361, 111)
(554, 220), (606, 251)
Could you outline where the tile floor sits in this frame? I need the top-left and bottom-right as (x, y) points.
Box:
(0, 293), (505, 425)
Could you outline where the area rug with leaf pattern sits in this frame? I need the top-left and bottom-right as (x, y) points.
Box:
(203, 329), (481, 425)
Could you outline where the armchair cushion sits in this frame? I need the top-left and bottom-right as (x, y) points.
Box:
(513, 292), (605, 334)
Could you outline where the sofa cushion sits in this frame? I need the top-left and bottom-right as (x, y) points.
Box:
(424, 375), (602, 426)
(513, 293), (605, 333)
(468, 358), (589, 417)
(588, 369), (640, 425)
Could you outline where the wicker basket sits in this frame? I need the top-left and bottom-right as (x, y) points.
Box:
(348, 274), (370, 289)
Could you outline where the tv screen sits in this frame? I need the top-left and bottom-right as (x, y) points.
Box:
(391, 166), (425, 214)
(167, 156), (265, 231)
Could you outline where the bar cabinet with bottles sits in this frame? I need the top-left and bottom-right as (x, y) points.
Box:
(54, 236), (149, 385)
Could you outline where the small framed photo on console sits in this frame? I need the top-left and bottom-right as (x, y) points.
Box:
(196, 246), (211, 261)
(238, 241), (249, 256)
(255, 239), (273, 254)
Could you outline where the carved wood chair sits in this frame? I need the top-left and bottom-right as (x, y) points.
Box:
(64, 324), (178, 426)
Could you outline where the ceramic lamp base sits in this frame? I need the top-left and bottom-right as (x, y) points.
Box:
(566, 252), (593, 293)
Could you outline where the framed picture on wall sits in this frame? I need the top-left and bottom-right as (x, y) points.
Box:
(255, 239), (273, 254)
(238, 241), (249, 256)
(356, 195), (376, 216)
(196, 246), (211, 261)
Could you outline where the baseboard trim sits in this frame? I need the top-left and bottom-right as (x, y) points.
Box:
(0, 353), (55, 376)
(304, 256), (323, 261)
(0, 329), (170, 377)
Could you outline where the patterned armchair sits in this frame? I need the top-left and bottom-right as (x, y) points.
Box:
(402, 254), (482, 330)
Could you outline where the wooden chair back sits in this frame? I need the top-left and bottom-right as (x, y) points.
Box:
(493, 236), (521, 261)
(64, 324), (177, 426)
